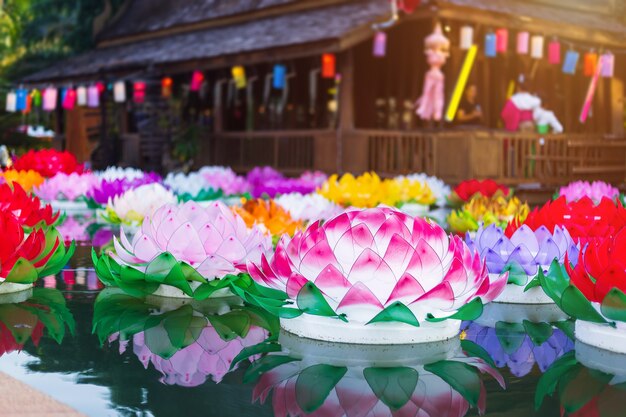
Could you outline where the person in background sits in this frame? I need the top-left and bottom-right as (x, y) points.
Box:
(501, 77), (540, 132)
(456, 84), (482, 125)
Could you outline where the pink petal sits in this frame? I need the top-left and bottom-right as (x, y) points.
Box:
(385, 273), (425, 304)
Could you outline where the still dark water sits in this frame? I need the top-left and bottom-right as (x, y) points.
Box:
(0, 218), (620, 417)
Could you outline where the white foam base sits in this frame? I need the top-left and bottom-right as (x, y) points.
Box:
(474, 302), (568, 328)
(0, 282), (34, 296)
(490, 273), (553, 304)
(575, 320), (626, 355)
(279, 314), (461, 344)
(150, 282), (232, 299)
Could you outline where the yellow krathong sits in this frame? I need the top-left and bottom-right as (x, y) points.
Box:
(0, 169), (45, 193)
(447, 195), (530, 234)
(318, 172), (436, 208)
(233, 198), (303, 239)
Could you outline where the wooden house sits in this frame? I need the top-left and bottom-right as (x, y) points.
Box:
(24, 0), (626, 187)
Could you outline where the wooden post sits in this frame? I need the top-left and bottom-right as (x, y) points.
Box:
(611, 77), (624, 137)
(337, 48), (356, 173)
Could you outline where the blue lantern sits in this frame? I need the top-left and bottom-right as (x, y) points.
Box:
(562, 50), (580, 75)
(15, 88), (27, 111)
(485, 33), (497, 58)
(273, 65), (287, 89)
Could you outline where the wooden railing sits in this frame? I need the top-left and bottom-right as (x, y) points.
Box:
(205, 130), (335, 175)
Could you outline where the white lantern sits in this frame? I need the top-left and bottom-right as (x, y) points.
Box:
(113, 81), (126, 103)
(5, 91), (16, 112)
(76, 86), (87, 106)
(460, 26), (474, 50)
(531, 35), (544, 59)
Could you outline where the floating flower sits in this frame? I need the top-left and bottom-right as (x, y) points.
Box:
(448, 179), (510, 207)
(0, 209), (74, 289)
(199, 166), (250, 196)
(467, 223), (578, 289)
(0, 183), (59, 228)
(95, 290), (274, 386)
(34, 172), (99, 202)
(12, 149), (83, 178)
(56, 214), (94, 243)
(246, 166), (283, 186)
(274, 193), (342, 223)
(101, 183), (177, 227)
(462, 321), (573, 377)
(87, 171), (166, 206)
(507, 196), (626, 246)
(164, 171), (223, 202)
(0, 169), (45, 192)
(95, 166), (152, 182)
(318, 172), (435, 209)
(248, 207), (507, 342)
(233, 199), (303, 237)
(93, 201), (272, 298)
(398, 173), (451, 207)
(558, 180), (619, 204)
(448, 196), (529, 234)
(250, 170), (328, 198)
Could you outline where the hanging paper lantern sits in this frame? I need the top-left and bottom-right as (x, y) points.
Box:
(321, 53), (336, 78)
(584, 51), (598, 77)
(62, 88), (76, 110)
(76, 86), (87, 106)
(24, 93), (32, 114)
(459, 25), (473, 50)
(530, 35), (544, 59)
(161, 77), (173, 97)
(113, 81), (126, 103)
(273, 64), (287, 89)
(496, 28), (508, 53)
(548, 39), (561, 65)
(31, 89), (42, 107)
(231, 66), (246, 89)
(484, 32), (497, 57)
(96, 82), (106, 94)
(516, 31), (529, 54)
(87, 85), (100, 108)
(601, 52), (615, 78)
(562, 50), (580, 74)
(5, 91), (16, 112)
(190, 71), (204, 92)
(133, 81), (146, 104)
(372, 31), (387, 57)
(15, 88), (27, 111)
(43, 87), (58, 111)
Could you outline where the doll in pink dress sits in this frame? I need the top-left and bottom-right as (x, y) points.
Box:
(415, 23), (450, 122)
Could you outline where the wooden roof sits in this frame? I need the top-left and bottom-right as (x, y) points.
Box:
(25, 0), (388, 82)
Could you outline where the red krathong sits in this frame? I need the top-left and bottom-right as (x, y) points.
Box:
(451, 179), (510, 203)
(12, 149), (83, 178)
(565, 228), (626, 303)
(505, 196), (626, 246)
(0, 183), (60, 227)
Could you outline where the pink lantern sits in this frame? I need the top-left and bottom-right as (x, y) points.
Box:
(548, 39), (561, 65)
(43, 87), (58, 111)
(87, 85), (100, 107)
(373, 31), (387, 57)
(516, 31), (529, 54)
(496, 28), (508, 53)
(190, 71), (204, 92)
(133, 81), (146, 104)
(62, 88), (76, 110)
(601, 52), (615, 78)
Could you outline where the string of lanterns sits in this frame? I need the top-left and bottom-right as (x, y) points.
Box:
(5, 53), (340, 114)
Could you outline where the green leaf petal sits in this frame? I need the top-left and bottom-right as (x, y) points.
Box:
(367, 302), (419, 327)
(522, 320), (554, 346)
(461, 339), (496, 368)
(424, 361), (482, 407)
(534, 352), (578, 409)
(503, 262), (529, 286)
(230, 341), (282, 370)
(5, 258), (37, 284)
(560, 285), (608, 324)
(601, 288), (626, 323)
(296, 282), (345, 321)
(363, 367), (418, 410)
(426, 298), (483, 322)
(295, 364), (347, 413)
(495, 322), (526, 354)
(243, 355), (299, 384)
